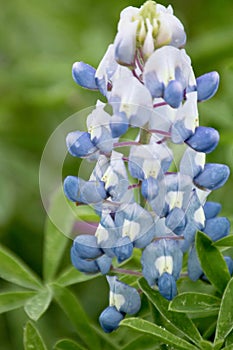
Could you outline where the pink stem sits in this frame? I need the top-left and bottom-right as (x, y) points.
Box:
(153, 235), (184, 241)
(149, 129), (171, 137)
(128, 183), (141, 190)
(111, 267), (142, 276)
(153, 101), (168, 108)
(114, 141), (140, 148)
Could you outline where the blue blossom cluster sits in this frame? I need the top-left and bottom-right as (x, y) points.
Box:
(64, 1), (232, 333)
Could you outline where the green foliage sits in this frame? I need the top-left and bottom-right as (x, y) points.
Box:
(23, 322), (48, 350)
(196, 232), (231, 294)
(1, 0), (233, 349)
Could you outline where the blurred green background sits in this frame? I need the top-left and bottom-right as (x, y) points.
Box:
(0, 0), (233, 348)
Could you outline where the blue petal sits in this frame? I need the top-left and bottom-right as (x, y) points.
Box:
(194, 163), (230, 190)
(196, 71), (220, 102)
(144, 71), (164, 98)
(141, 177), (159, 201)
(113, 236), (134, 263)
(224, 256), (233, 276)
(165, 207), (186, 235)
(72, 62), (98, 90)
(99, 306), (124, 333)
(96, 255), (112, 275)
(63, 176), (81, 202)
(73, 235), (102, 259)
(64, 176), (107, 204)
(110, 113), (129, 138)
(188, 245), (202, 281)
(203, 201), (222, 219)
(185, 126), (219, 153)
(107, 276), (141, 315)
(203, 217), (230, 241)
(66, 131), (97, 158)
(71, 246), (99, 273)
(158, 273), (177, 300)
(171, 120), (193, 143)
(164, 80), (183, 108)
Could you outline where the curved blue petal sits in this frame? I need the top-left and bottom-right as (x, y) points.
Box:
(141, 177), (159, 201)
(99, 306), (124, 333)
(194, 163), (230, 190)
(203, 217), (230, 241)
(203, 201), (222, 219)
(107, 276), (141, 315)
(188, 245), (202, 281)
(73, 235), (102, 259)
(185, 126), (219, 153)
(72, 62), (98, 90)
(196, 71), (220, 102)
(164, 80), (183, 108)
(165, 207), (186, 235)
(113, 236), (134, 263)
(96, 255), (112, 275)
(66, 131), (97, 158)
(158, 273), (177, 300)
(71, 246), (99, 273)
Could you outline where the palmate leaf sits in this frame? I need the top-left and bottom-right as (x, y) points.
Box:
(169, 292), (221, 315)
(24, 286), (53, 321)
(0, 291), (35, 314)
(43, 188), (75, 282)
(139, 278), (202, 346)
(52, 284), (101, 350)
(56, 265), (100, 287)
(53, 339), (86, 350)
(0, 244), (42, 290)
(196, 231), (230, 294)
(23, 321), (48, 350)
(121, 318), (197, 350)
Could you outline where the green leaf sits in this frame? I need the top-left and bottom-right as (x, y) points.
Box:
(0, 245), (42, 290)
(212, 235), (233, 247)
(196, 231), (230, 294)
(139, 278), (202, 346)
(225, 329), (233, 346)
(23, 321), (48, 350)
(43, 188), (75, 282)
(169, 293), (221, 314)
(53, 339), (86, 350)
(121, 335), (162, 350)
(215, 277), (233, 343)
(24, 286), (53, 321)
(52, 284), (101, 350)
(121, 318), (197, 350)
(198, 340), (215, 350)
(0, 291), (35, 313)
(56, 266), (100, 287)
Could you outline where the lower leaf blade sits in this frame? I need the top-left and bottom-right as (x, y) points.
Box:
(0, 291), (35, 314)
(121, 318), (197, 350)
(52, 284), (101, 350)
(215, 277), (233, 343)
(24, 287), (53, 321)
(23, 321), (48, 350)
(53, 339), (86, 350)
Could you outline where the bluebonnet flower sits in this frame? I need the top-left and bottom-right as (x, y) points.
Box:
(64, 0), (231, 333)
(99, 276), (141, 332)
(141, 239), (183, 300)
(71, 234), (112, 274)
(143, 47), (196, 108)
(114, 1), (186, 65)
